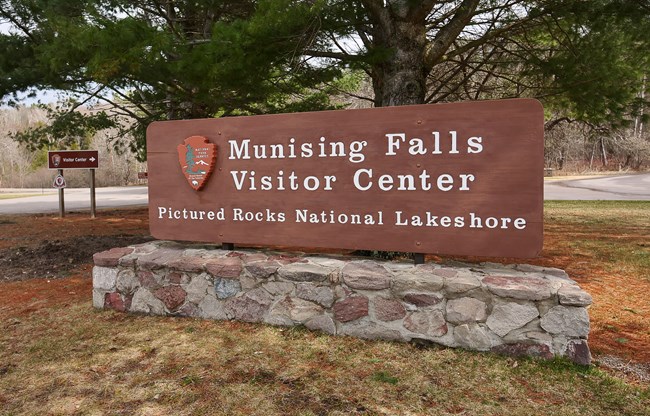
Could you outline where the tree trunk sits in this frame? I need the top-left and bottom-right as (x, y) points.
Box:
(371, 12), (428, 106)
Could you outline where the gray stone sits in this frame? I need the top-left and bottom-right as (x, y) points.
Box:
(333, 296), (369, 322)
(262, 281), (295, 296)
(215, 278), (241, 299)
(526, 331), (553, 345)
(515, 264), (569, 278)
(558, 284), (593, 307)
(278, 262), (331, 282)
(198, 296), (227, 320)
(305, 315), (336, 335)
(131, 288), (166, 315)
(224, 288), (273, 322)
(245, 260), (282, 279)
(342, 261), (391, 290)
(306, 257), (346, 269)
(446, 298), (487, 324)
(540, 306), (590, 338)
(116, 269), (139, 294)
(92, 289), (105, 308)
(404, 310), (448, 337)
(482, 275), (552, 301)
(269, 296), (324, 324)
(93, 266), (118, 291)
(136, 248), (184, 270)
(454, 324), (497, 351)
(392, 271), (444, 294)
(185, 273), (210, 304)
(487, 302), (539, 337)
(338, 321), (403, 341)
(444, 272), (481, 293)
(177, 303), (199, 317)
(296, 283), (334, 307)
(374, 297), (406, 322)
(239, 274), (258, 290)
(285, 297), (324, 322)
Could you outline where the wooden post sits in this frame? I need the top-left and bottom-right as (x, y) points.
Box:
(90, 169), (96, 218)
(222, 243), (235, 250)
(413, 253), (425, 265)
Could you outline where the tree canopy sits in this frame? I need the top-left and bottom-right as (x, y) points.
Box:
(1, 0), (648, 158)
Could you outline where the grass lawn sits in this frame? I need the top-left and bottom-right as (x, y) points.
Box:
(0, 202), (648, 415)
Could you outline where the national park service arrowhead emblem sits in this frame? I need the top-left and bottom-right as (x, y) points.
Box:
(177, 136), (217, 191)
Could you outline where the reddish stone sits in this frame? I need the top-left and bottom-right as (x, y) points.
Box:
(224, 289), (272, 322)
(374, 297), (406, 322)
(138, 270), (161, 290)
(334, 296), (369, 322)
(153, 286), (187, 310)
(93, 247), (134, 267)
(242, 253), (269, 264)
(137, 248), (184, 270)
(167, 272), (183, 285)
(566, 339), (591, 366)
(403, 293), (442, 307)
(205, 257), (243, 279)
(167, 256), (205, 273)
(491, 343), (553, 360)
(431, 268), (458, 278)
(104, 292), (126, 312)
(226, 251), (245, 258)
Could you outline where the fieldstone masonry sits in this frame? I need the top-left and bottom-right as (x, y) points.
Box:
(93, 241), (593, 365)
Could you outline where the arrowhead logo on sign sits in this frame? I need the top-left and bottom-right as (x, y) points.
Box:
(177, 135), (217, 191)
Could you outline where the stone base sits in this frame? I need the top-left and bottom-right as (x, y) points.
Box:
(92, 241), (593, 365)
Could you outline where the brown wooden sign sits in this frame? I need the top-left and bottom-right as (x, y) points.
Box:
(48, 150), (99, 169)
(147, 99), (543, 257)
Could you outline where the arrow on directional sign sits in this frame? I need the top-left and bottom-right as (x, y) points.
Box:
(90, 157), (96, 162)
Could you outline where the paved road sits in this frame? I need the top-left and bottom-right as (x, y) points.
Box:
(0, 186), (148, 215)
(544, 173), (650, 200)
(0, 174), (648, 215)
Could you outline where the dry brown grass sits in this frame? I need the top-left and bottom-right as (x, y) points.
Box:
(1, 299), (649, 416)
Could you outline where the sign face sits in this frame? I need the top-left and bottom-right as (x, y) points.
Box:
(53, 173), (66, 189)
(48, 150), (99, 170)
(147, 99), (544, 258)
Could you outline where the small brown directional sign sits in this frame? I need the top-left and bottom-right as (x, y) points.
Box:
(48, 150), (99, 170)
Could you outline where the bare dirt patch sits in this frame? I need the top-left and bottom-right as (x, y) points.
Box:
(0, 235), (152, 281)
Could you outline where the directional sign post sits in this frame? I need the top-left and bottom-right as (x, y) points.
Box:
(48, 150), (99, 218)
